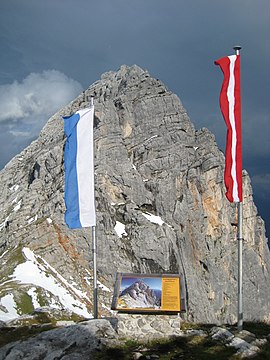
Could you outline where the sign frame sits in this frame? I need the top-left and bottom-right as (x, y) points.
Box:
(111, 273), (186, 314)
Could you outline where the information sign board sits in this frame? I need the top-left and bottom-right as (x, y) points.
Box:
(111, 273), (186, 313)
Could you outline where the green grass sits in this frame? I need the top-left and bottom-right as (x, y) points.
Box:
(94, 335), (238, 360)
(34, 288), (47, 307)
(15, 292), (34, 315)
(0, 318), (269, 359)
(243, 321), (270, 338)
(0, 312), (85, 347)
(0, 324), (55, 347)
(94, 322), (270, 360)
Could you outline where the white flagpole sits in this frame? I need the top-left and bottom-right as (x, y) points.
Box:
(90, 95), (98, 319)
(92, 225), (98, 318)
(233, 45), (243, 331)
(237, 201), (243, 330)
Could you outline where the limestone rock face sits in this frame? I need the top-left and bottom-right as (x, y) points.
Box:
(0, 319), (117, 359)
(0, 64), (269, 324)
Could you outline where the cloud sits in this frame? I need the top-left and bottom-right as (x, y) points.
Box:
(0, 70), (83, 169)
(9, 130), (31, 137)
(0, 70), (83, 123)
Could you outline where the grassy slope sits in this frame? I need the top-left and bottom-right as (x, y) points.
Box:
(95, 322), (270, 360)
(0, 318), (269, 359)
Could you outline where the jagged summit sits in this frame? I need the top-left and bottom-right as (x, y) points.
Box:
(0, 65), (269, 324)
(120, 279), (161, 308)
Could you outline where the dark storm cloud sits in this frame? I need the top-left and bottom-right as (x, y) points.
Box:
(0, 0), (269, 235)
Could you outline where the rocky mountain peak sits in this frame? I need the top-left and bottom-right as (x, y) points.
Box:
(120, 279), (161, 309)
(0, 65), (269, 324)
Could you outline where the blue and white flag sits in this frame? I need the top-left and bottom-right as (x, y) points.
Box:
(63, 107), (96, 228)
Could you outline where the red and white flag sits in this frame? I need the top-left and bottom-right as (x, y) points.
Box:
(215, 54), (242, 203)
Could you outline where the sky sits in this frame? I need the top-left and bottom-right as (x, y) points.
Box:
(120, 277), (162, 291)
(0, 0), (269, 237)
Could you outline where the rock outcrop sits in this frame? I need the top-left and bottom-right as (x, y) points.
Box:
(0, 316), (269, 360)
(0, 64), (269, 324)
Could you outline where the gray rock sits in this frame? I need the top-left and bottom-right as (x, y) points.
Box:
(0, 320), (6, 328)
(252, 338), (268, 347)
(133, 353), (144, 360)
(0, 316), (268, 359)
(0, 64), (269, 325)
(185, 329), (207, 337)
(227, 337), (261, 358)
(210, 326), (234, 341)
(227, 336), (251, 350)
(0, 319), (117, 360)
(239, 347), (261, 359)
(236, 329), (256, 343)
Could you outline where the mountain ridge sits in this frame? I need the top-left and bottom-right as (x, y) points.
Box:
(0, 64), (269, 324)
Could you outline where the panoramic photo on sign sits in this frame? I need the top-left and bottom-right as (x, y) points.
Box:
(111, 273), (185, 313)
